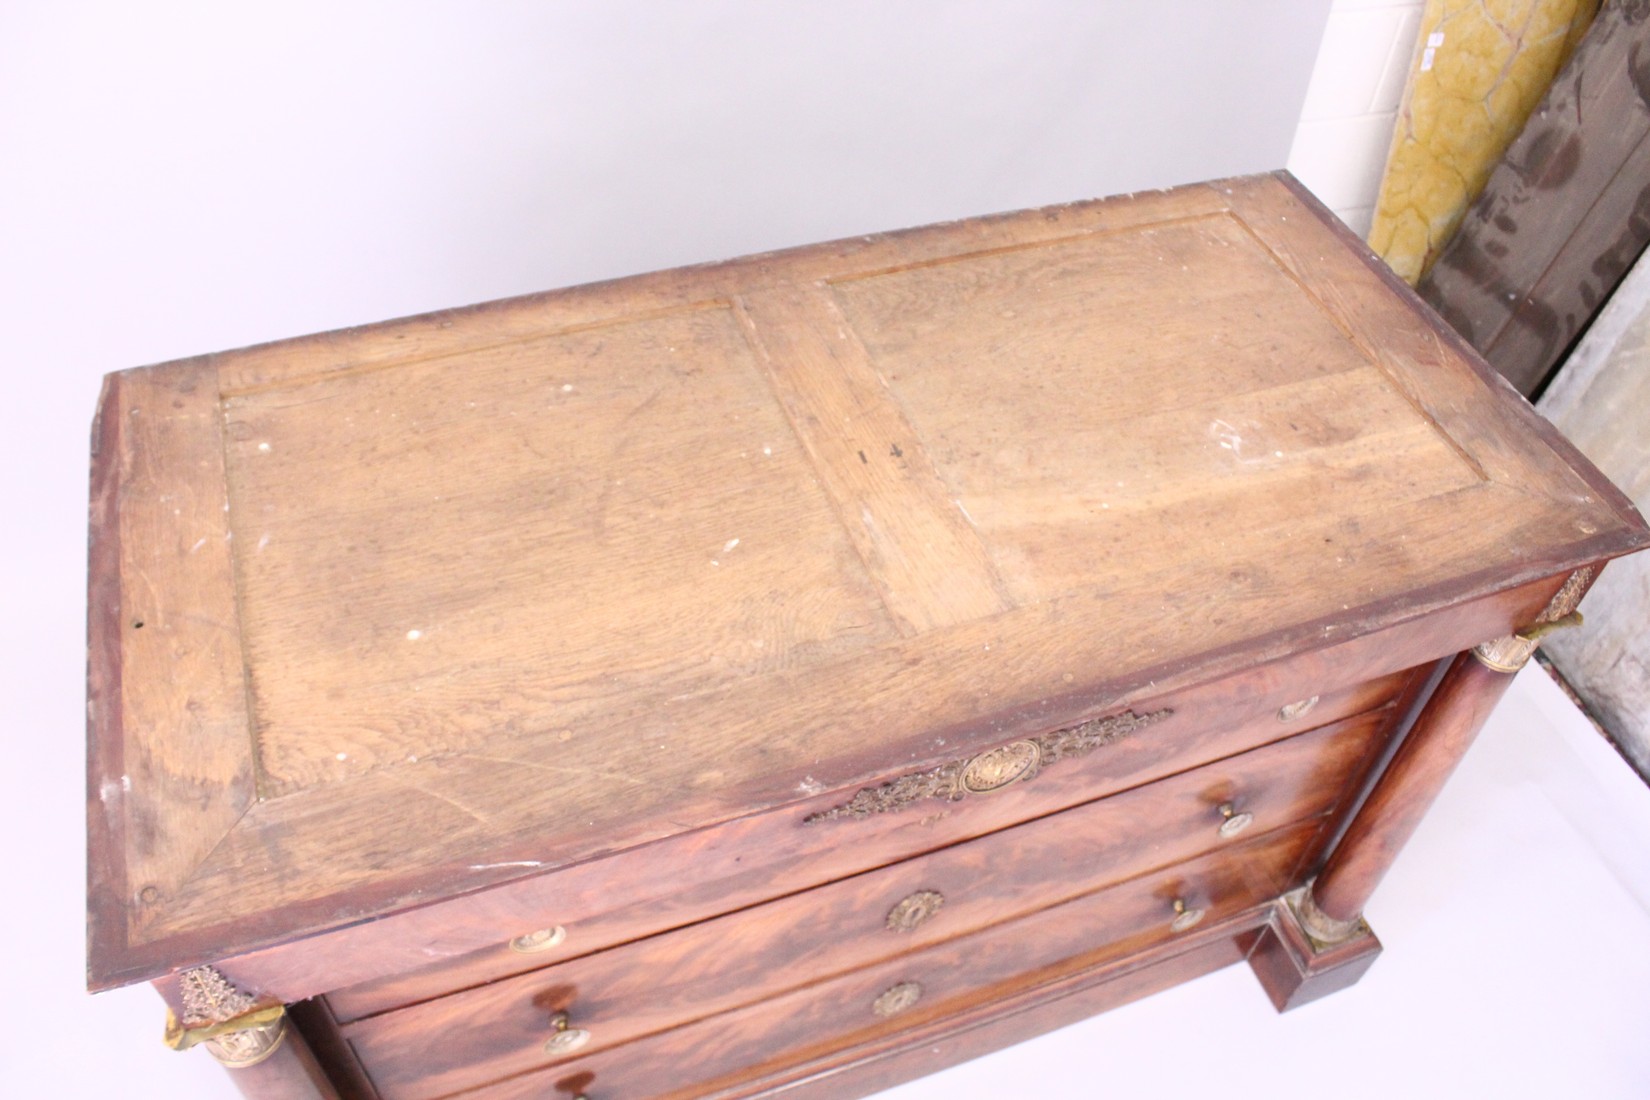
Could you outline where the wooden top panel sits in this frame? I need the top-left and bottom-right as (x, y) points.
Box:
(222, 304), (895, 793)
(86, 173), (1649, 987)
(830, 213), (1485, 603)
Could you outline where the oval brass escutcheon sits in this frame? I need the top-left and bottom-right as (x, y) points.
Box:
(1277, 696), (1319, 722)
(1217, 803), (1254, 839)
(543, 1010), (591, 1056)
(510, 925), (567, 954)
(1170, 898), (1205, 933)
(886, 890), (946, 933)
(873, 981), (924, 1018)
(961, 740), (1041, 793)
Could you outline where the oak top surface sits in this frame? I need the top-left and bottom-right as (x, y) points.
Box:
(86, 173), (1648, 987)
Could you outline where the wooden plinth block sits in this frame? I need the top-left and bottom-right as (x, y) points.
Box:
(1247, 888), (1383, 1013)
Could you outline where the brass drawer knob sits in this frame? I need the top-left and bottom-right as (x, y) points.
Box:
(543, 1010), (591, 1056)
(873, 981), (923, 1018)
(886, 890), (946, 933)
(510, 925), (567, 954)
(1277, 696), (1319, 722)
(1170, 898), (1205, 933)
(1217, 802), (1254, 838)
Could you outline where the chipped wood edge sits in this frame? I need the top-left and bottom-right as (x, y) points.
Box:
(87, 372), (133, 989)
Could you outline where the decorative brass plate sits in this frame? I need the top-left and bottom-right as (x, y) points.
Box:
(1473, 567), (1594, 673)
(204, 1021), (287, 1069)
(885, 890), (946, 933)
(872, 981), (924, 1017)
(1277, 696), (1319, 722)
(510, 925), (567, 954)
(806, 707), (1172, 823)
(1170, 899), (1205, 933)
(162, 965), (288, 1068)
(1217, 803), (1254, 839)
(961, 740), (1040, 793)
(543, 1011), (591, 1056)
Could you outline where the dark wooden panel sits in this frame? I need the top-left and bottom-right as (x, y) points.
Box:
(286, 999), (380, 1100)
(1419, 1), (1650, 394)
(1300, 656), (1451, 880)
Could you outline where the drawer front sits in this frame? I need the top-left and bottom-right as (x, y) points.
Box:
(330, 662), (1415, 1022)
(424, 821), (1317, 1100)
(345, 713), (1383, 1100)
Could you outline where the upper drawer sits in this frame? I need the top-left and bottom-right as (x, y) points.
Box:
(329, 661), (1416, 1022)
(343, 709), (1385, 1100)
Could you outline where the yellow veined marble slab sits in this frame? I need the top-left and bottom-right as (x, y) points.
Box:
(1370, 0), (1597, 284)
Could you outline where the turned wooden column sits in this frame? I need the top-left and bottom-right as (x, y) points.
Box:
(1251, 567), (1594, 1009)
(1294, 651), (1521, 936)
(1301, 567), (1591, 937)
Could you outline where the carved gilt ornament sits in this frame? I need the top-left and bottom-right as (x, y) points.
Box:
(806, 707), (1172, 823)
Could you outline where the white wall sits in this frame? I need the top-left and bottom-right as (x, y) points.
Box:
(0, 3), (1332, 1096)
(1287, 0), (1425, 237)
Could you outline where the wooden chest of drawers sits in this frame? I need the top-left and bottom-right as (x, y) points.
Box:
(86, 172), (1648, 1099)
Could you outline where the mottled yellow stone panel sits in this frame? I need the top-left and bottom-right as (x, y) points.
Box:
(1370, 0), (1597, 284)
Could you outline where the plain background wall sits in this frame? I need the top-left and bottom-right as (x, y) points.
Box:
(1287, 0), (1425, 236)
(0, 3), (1338, 1095)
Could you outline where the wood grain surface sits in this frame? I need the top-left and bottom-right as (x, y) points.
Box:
(390, 826), (1316, 1100)
(1313, 651), (1524, 923)
(324, 659), (1412, 1023)
(734, 285), (1014, 633)
(830, 210), (1482, 603)
(222, 304), (895, 796)
(745, 928), (1253, 1100)
(87, 172), (1650, 993)
(87, 366), (258, 957)
(343, 714), (1382, 1099)
(202, 582), (1558, 1017)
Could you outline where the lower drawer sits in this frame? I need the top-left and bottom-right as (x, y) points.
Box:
(432, 821), (1317, 1100)
(346, 713), (1380, 1100)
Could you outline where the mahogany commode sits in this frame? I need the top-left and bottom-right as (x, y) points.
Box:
(86, 172), (1649, 1099)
